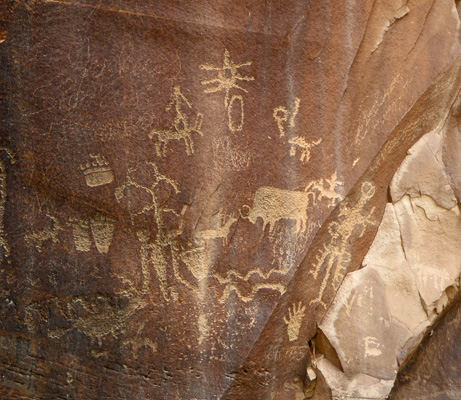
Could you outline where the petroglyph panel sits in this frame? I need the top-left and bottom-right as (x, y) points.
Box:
(3, 1), (461, 399)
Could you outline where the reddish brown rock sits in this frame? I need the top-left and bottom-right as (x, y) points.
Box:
(0, 0), (460, 399)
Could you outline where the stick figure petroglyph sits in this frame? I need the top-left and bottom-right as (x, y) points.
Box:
(200, 49), (254, 108)
(274, 98), (300, 137)
(149, 86), (203, 156)
(201, 49), (254, 132)
(310, 181), (377, 310)
(115, 162), (180, 225)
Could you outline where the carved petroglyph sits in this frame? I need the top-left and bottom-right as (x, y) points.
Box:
(214, 267), (287, 304)
(181, 212), (237, 285)
(200, 49), (254, 107)
(50, 290), (153, 349)
(116, 162), (196, 299)
(69, 218), (91, 252)
(364, 336), (382, 357)
(310, 181), (377, 309)
(137, 230), (170, 301)
(304, 172), (344, 207)
(25, 215), (63, 252)
(180, 246), (208, 282)
(201, 49), (254, 132)
(115, 162), (180, 225)
(273, 98), (300, 137)
(284, 344), (310, 362)
(69, 214), (115, 254)
(283, 302), (306, 341)
(212, 136), (251, 172)
(90, 214), (115, 254)
(228, 95), (244, 132)
(241, 175), (343, 241)
(273, 97), (322, 163)
(124, 335), (157, 358)
(0, 148), (14, 261)
(80, 154), (114, 187)
(241, 187), (313, 236)
(289, 137), (322, 163)
(198, 210), (237, 244)
(149, 86), (204, 156)
(217, 281), (286, 304)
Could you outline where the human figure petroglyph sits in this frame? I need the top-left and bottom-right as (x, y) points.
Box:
(0, 148), (15, 261)
(149, 86), (204, 156)
(273, 98), (300, 137)
(201, 49), (254, 132)
(200, 49), (254, 108)
(115, 162), (180, 225)
(137, 229), (170, 301)
(310, 181), (377, 309)
(116, 164), (197, 299)
(283, 302), (306, 342)
(289, 136), (322, 163)
(25, 215), (63, 252)
(80, 154), (114, 187)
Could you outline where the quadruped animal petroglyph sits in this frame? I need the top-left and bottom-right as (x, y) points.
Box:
(149, 86), (204, 156)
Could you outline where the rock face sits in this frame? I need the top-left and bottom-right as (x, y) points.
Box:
(0, 1), (460, 399)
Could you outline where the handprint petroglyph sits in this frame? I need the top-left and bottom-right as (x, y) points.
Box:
(283, 302), (306, 342)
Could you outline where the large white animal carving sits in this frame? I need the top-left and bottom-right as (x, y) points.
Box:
(241, 187), (314, 235)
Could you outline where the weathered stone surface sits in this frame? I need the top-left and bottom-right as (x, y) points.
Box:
(0, 0), (460, 399)
(312, 96), (461, 398)
(389, 296), (461, 399)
